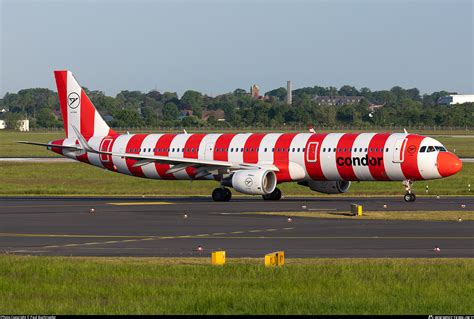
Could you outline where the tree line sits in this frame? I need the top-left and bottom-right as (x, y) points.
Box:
(0, 84), (472, 129)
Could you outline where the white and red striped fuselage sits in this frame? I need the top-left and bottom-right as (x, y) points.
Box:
(49, 131), (460, 183)
(20, 70), (461, 202)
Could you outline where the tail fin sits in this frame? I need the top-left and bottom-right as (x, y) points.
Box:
(54, 70), (116, 138)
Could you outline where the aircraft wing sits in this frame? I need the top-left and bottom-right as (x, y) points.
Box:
(97, 149), (279, 174)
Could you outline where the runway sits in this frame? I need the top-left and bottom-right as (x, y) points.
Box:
(0, 196), (472, 258)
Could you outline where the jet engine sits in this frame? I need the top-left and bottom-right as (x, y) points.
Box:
(299, 180), (351, 194)
(223, 169), (277, 195)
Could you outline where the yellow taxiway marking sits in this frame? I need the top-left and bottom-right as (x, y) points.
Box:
(1, 204), (106, 209)
(107, 202), (174, 206)
(0, 233), (155, 238)
(7, 227), (297, 253)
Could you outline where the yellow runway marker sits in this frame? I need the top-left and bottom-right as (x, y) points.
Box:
(107, 202), (174, 206)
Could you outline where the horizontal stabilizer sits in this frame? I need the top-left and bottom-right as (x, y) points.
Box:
(16, 141), (82, 150)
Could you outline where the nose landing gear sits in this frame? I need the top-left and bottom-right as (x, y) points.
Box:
(403, 180), (416, 202)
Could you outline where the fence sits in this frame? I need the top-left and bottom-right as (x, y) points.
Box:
(27, 125), (473, 133)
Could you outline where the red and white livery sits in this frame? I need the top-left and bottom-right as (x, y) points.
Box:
(20, 71), (463, 202)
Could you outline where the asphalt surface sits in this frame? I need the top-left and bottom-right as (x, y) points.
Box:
(0, 196), (473, 258)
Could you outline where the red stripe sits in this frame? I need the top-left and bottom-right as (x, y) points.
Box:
(183, 134), (206, 178)
(80, 90), (96, 138)
(335, 133), (358, 181)
(108, 128), (118, 137)
(54, 71), (68, 137)
(367, 133), (390, 180)
(274, 133), (298, 182)
(154, 134), (176, 180)
(51, 139), (65, 155)
(400, 135), (424, 180)
(213, 134), (236, 161)
(304, 134), (328, 181)
(243, 133), (266, 164)
(125, 134), (148, 178)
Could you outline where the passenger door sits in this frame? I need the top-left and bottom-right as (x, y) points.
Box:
(306, 142), (319, 163)
(392, 138), (407, 163)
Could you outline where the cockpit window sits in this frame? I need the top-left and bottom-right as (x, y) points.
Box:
(420, 146), (426, 153)
(426, 146), (436, 152)
(435, 146), (447, 152)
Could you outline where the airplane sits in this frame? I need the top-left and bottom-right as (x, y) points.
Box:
(19, 70), (463, 202)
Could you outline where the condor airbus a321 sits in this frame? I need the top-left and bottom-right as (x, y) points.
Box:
(20, 71), (462, 202)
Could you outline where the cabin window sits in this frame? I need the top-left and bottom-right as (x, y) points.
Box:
(386, 148), (389, 152)
(302, 148), (305, 152)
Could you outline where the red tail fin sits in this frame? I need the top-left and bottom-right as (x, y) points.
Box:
(54, 70), (116, 138)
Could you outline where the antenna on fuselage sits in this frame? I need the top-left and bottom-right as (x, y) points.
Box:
(183, 129), (188, 134)
(403, 128), (408, 134)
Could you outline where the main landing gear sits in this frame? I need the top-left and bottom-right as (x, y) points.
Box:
(262, 187), (282, 201)
(403, 180), (416, 202)
(212, 187), (232, 202)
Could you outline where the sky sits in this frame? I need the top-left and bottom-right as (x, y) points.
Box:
(0, 0), (473, 97)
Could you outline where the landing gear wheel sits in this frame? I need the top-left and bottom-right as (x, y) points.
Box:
(212, 188), (231, 202)
(402, 180), (416, 202)
(262, 187), (282, 201)
(224, 188), (232, 201)
(404, 192), (416, 202)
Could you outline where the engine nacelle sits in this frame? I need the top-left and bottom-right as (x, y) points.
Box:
(223, 169), (277, 195)
(300, 180), (351, 194)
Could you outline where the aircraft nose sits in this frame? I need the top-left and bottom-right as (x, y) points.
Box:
(437, 152), (462, 177)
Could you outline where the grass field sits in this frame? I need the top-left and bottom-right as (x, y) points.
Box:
(1, 130), (473, 157)
(0, 255), (471, 314)
(251, 210), (474, 221)
(0, 161), (472, 196)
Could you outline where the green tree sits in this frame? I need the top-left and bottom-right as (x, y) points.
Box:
(163, 102), (179, 121)
(36, 108), (58, 128)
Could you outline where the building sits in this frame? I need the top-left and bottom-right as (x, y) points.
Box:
(0, 119), (29, 131)
(314, 96), (364, 106)
(286, 80), (292, 105)
(250, 84), (260, 99)
(202, 109), (225, 121)
(437, 94), (474, 105)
